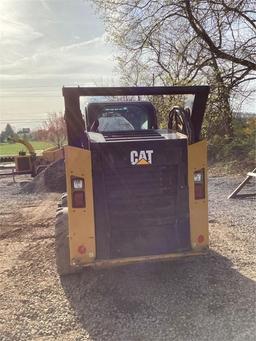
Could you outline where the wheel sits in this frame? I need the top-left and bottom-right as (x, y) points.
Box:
(55, 208), (79, 275)
(61, 193), (67, 207)
(57, 193), (67, 207)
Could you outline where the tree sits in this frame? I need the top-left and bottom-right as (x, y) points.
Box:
(93, 0), (256, 137)
(5, 123), (15, 138)
(94, 0), (255, 70)
(34, 113), (67, 147)
(43, 113), (67, 148)
(0, 131), (7, 143)
(183, 0), (256, 70)
(32, 128), (48, 142)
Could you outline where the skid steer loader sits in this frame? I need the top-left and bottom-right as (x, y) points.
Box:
(56, 86), (210, 275)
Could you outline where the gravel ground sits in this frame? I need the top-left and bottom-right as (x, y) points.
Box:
(0, 174), (255, 341)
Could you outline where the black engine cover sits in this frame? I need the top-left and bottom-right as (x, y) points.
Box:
(91, 138), (191, 259)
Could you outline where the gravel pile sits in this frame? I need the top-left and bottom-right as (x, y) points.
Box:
(209, 175), (255, 258)
(0, 174), (255, 341)
(20, 159), (66, 194)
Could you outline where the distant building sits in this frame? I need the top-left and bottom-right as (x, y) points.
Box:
(17, 128), (31, 134)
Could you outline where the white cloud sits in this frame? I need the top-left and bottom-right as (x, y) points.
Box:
(1, 33), (114, 79)
(0, 17), (43, 42)
(60, 35), (106, 51)
(0, 0), (115, 84)
(39, 0), (52, 13)
(0, 0), (117, 131)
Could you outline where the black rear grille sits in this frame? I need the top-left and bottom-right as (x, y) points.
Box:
(105, 166), (178, 228)
(92, 138), (191, 259)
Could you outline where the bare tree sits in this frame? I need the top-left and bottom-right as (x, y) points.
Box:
(183, 0), (256, 70)
(43, 113), (67, 148)
(93, 0), (256, 136)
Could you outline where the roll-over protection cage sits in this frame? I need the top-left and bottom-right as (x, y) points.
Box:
(63, 86), (210, 147)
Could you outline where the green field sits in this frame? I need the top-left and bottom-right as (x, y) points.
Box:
(0, 141), (54, 156)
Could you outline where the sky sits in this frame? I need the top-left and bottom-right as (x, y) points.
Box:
(0, 0), (255, 132)
(0, 0), (116, 131)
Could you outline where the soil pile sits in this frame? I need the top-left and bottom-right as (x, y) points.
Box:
(21, 159), (66, 194)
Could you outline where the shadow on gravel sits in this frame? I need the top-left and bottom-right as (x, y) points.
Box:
(61, 251), (255, 341)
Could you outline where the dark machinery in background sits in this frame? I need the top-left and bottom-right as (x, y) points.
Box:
(0, 135), (63, 178)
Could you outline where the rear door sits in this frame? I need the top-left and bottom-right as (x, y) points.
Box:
(91, 138), (191, 259)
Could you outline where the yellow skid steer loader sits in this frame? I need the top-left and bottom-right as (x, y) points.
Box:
(56, 86), (209, 275)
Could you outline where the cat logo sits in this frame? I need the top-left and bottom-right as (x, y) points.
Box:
(130, 150), (153, 166)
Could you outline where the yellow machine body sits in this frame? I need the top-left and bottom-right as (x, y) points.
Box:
(42, 147), (64, 163)
(64, 140), (208, 268)
(9, 136), (36, 156)
(8, 135), (35, 173)
(9, 136), (64, 175)
(64, 146), (96, 265)
(188, 140), (208, 249)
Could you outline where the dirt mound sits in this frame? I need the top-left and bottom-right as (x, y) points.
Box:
(20, 159), (66, 194)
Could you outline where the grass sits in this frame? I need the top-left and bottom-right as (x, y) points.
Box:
(0, 141), (54, 156)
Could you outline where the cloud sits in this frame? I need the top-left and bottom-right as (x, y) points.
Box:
(0, 0), (117, 128)
(0, 6), (45, 40)
(0, 9), (44, 65)
(61, 35), (106, 51)
(1, 33), (114, 79)
(0, 0), (115, 85)
(39, 0), (52, 13)
(0, 17), (44, 43)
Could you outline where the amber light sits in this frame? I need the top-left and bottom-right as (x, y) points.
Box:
(72, 191), (85, 208)
(194, 169), (205, 200)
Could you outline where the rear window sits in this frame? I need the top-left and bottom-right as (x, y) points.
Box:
(87, 103), (152, 132)
(98, 116), (135, 132)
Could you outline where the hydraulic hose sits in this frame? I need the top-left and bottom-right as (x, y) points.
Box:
(168, 106), (195, 144)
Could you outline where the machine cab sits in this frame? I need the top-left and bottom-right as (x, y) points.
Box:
(85, 102), (158, 133)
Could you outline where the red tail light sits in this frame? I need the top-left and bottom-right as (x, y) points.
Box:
(72, 191), (85, 208)
(71, 177), (86, 208)
(194, 169), (205, 200)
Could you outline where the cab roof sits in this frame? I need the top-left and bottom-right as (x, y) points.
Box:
(63, 86), (210, 147)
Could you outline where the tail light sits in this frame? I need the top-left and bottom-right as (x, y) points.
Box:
(71, 177), (86, 208)
(72, 191), (85, 208)
(194, 169), (205, 200)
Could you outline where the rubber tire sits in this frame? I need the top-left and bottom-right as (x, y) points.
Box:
(57, 193), (67, 208)
(61, 194), (67, 207)
(55, 208), (79, 276)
